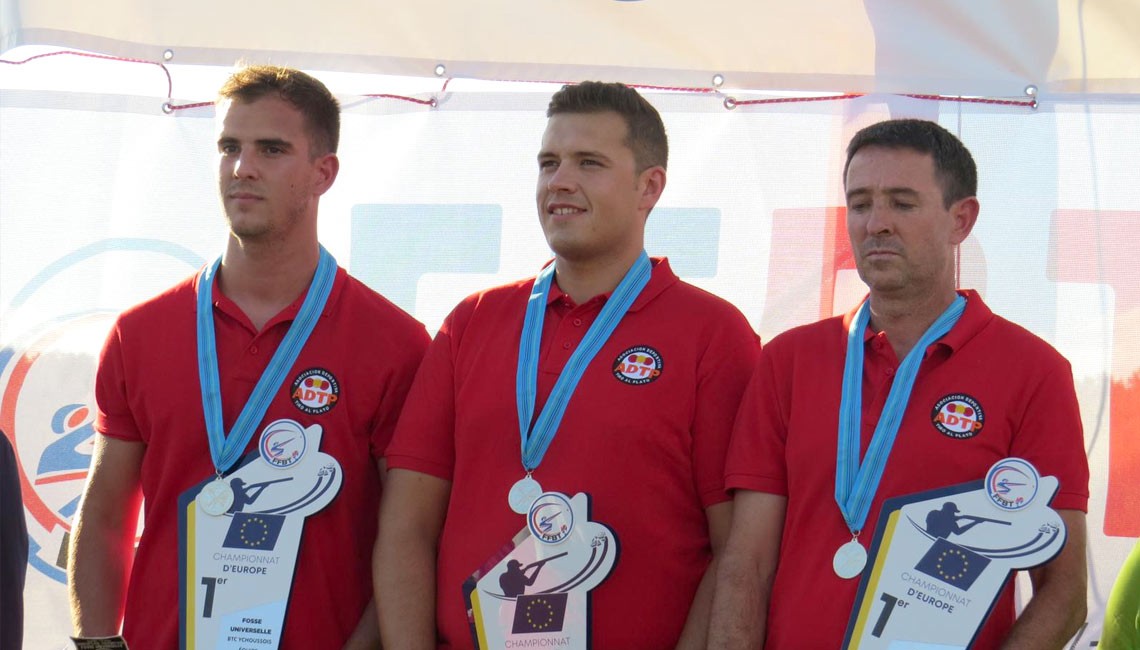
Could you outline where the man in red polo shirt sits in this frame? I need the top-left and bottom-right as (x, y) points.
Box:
(708, 119), (1089, 649)
(375, 82), (760, 649)
(67, 65), (429, 649)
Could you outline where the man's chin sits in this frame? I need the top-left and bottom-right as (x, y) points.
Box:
(227, 224), (273, 242)
(544, 234), (582, 258)
(862, 273), (909, 295)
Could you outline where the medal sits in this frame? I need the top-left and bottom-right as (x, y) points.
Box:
(832, 538), (867, 579)
(508, 475), (543, 515)
(198, 477), (234, 516)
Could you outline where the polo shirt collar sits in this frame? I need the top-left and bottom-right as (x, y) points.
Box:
(544, 257), (678, 311)
(194, 263), (348, 329)
(845, 288), (994, 355)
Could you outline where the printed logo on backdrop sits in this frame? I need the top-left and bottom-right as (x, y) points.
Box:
(349, 204), (720, 325)
(931, 393), (985, 440)
(612, 346), (663, 385)
(0, 239), (203, 582)
(1049, 208), (1140, 537)
(762, 207), (987, 341)
(350, 205), (503, 317)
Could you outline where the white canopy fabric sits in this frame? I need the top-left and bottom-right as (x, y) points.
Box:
(3, 0), (1140, 95)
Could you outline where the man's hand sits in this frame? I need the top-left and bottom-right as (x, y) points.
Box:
(1000, 509), (1088, 649)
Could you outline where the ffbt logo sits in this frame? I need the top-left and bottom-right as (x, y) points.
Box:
(931, 394), (985, 439)
(985, 458), (1040, 511)
(291, 368), (339, 415)
(612, 346), (664, 386)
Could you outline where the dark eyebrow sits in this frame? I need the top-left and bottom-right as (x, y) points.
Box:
(216, 137), (295, 151)
(537, 150), (612, 162)
(845, 187), (920, 201)
(574, 150), (611, 162)
(256, 138), (293, 151)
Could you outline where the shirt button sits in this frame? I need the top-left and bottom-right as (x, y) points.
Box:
(885, 367), (895, 377)
(573, 318), (583, 327)
(250, 345), (259, 354)
(562, 342), (571, 350)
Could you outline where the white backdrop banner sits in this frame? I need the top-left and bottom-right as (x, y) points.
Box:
(1, 88), (1136, 648)
(3, 0), (1140, 96)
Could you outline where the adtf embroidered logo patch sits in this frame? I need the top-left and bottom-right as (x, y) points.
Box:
(612, 346), (663, 385)
(290, 368), (340, 415)
(931, 393), (985, 439)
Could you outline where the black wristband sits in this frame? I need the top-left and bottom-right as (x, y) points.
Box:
(70, 636), (130, 650)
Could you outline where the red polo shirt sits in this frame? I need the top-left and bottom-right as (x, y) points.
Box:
(387, 259), (761, 649)
(96, 267), (429, 649)
(726, 290), (1089, 649)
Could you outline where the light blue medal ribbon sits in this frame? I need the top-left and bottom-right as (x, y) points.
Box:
(196, 246), (336, 475)
(516, 251), (652, 473)
(835, 294), (966, 537)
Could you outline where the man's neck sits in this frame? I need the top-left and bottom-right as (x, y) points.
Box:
(553, 250), (643, 305)
(216, 236), (321, 331)
(867, 286), (959, 360)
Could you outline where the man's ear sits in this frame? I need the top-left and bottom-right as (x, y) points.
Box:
(949, 196), (979, 245)
(637, 166), (667, 213)
(312, 153), (340, 196)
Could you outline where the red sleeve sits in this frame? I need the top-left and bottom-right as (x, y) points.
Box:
(691, 307), (762, 507)
(367, 319), (431, 459)
(1010, 358), (1090, 512)
(383, 306), (464, 480)
(93, 319), (143, 442)
(725, 343), (790, 496)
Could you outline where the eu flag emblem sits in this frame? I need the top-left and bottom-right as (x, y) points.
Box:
(222, 513), (286, 551)
(914, 538), (990, 590)
(511, 592), (568, 634)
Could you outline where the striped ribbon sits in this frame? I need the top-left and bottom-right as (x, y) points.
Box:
(836, 294), (966, 534)
(196, 246), (336, 474)
(516, 251), (651, 472)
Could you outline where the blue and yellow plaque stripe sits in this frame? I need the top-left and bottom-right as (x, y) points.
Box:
(471, 590), (489, 647)
(846, 508), (902, 647)
(185, 498), (198, 647)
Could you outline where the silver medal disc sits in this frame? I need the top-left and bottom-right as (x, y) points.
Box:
(833, 539), (868, 579)
(507, 476), (543, 515)
(199, 478), (234, 516)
